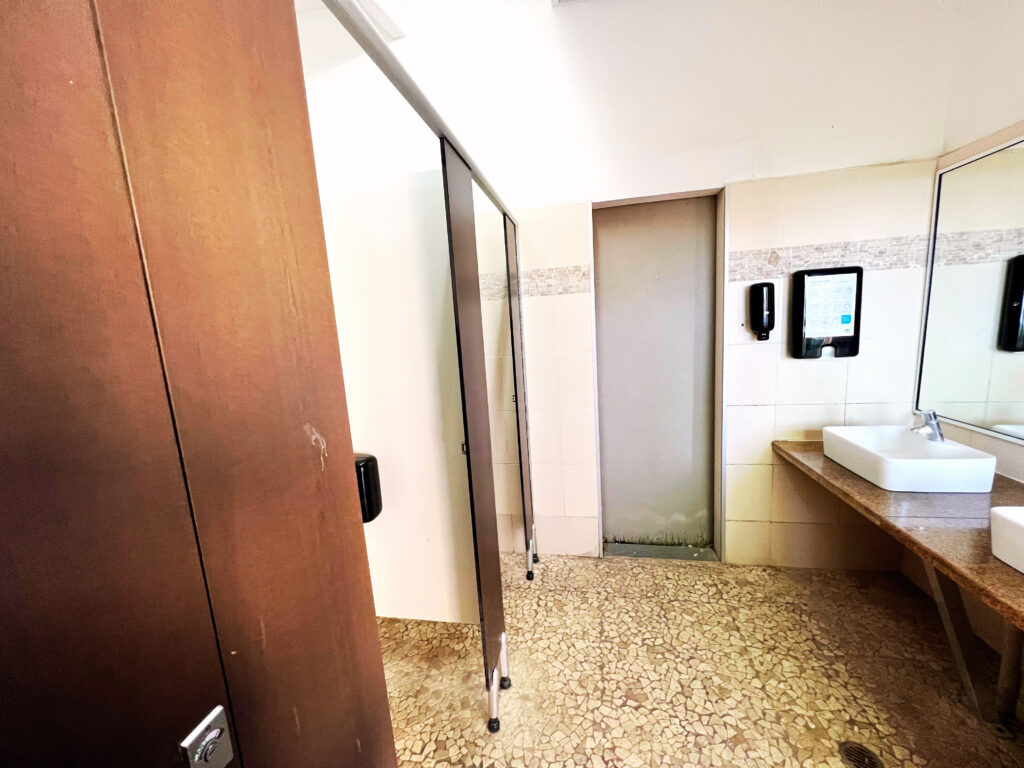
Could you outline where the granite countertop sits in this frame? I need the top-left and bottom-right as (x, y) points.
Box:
(772, 440), (1024, 630)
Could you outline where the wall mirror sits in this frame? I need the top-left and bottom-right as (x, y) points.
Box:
(917, 138), (1024, 440)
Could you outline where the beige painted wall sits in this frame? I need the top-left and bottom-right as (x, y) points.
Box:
(728, 161), (938, 251)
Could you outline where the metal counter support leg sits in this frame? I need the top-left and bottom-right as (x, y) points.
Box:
(487, 667), (501, 733)
(996, 623), (1023, 722)
(532, 524), (539, 564)
(499, 632), (511, 690)
(926, 562), (1005, 724)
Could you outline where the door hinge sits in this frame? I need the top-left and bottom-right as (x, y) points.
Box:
(461, 441), (468, 455)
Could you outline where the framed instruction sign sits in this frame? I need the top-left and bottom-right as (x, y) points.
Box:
(789, 266), (862, 358)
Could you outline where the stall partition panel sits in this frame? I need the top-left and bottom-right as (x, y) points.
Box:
(0, 2), (229, 764)
(92, 1), (397, 765)
(504, 216), (537, 572)
(440, 140), (508, 698)
(295, 8), (479, 626)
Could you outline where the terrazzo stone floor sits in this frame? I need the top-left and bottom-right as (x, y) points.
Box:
(377, 554), (1024, 768)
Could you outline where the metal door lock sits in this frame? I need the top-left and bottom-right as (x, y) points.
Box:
(180, 706), (233, 767)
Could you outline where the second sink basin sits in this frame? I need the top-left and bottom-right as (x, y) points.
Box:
(822, 425), (996, 493)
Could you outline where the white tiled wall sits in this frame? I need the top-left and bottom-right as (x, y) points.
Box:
(724, 160), (937, 567)
(517, 203), (601, 556)
(513, 161), (1024, 568)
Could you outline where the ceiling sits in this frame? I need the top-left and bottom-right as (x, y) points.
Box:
(297, 0), (1024, 210)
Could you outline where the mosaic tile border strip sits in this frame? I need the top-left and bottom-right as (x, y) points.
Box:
(522, 265), (591, 296)
(935, 227), (1024, 266)
(479, 272), (507, 301)
(729, 235), (929, 281)
(730, 228), (1024, 281)
(480, 265), (592, 300)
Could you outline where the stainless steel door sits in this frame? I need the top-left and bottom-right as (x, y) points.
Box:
(594, 197), (716, 549)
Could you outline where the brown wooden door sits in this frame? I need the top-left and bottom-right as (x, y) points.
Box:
(0, 2), (230, 765)
(90, 1), (397, 765)
(503, 216), (537, 571)
(440, 140), (507, 687)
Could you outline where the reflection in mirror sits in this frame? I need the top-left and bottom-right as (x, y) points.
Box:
(472, 181), (525, 552)
(295, 5), (479, 624)
(918, 140), (1024, 439)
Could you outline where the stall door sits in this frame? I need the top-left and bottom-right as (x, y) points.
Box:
(440, 140), (507, 688)
(0, 2), (230, 764)
(91, 1), (397, 765)
(504, 216), (537, 570)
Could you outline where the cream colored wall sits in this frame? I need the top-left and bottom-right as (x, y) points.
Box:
(724, 160), (937, 567)
(728, 161), (939, 251)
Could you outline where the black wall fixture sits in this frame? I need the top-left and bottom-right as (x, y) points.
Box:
(748, 282), (775, 341)
(998, 254), (1024, 352)
(354, 454), (383, 524)
(789, 266), (863, 358)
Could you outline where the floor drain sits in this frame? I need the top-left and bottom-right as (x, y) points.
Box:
(838, 741), (885, 768)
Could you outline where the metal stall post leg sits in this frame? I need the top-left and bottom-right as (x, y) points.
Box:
(487, 667), (501, 733)
(526, 525), (538, 581)
(499, 632), (511, 690)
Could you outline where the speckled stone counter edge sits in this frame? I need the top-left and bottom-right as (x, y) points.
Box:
(772, 440), (1024, 630)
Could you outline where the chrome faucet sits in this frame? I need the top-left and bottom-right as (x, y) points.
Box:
(911, 410), (944, 442)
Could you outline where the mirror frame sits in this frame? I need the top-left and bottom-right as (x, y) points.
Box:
(915, 119), (1024, 445)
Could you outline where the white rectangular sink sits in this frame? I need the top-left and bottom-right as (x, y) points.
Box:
(822, 425), (996, 493)
(992, 507), (1024, 573)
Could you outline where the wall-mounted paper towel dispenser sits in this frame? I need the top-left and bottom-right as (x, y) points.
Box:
(998, 254), (1024, 352)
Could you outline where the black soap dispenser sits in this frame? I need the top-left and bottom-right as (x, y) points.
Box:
(748, 282), (775, 341)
